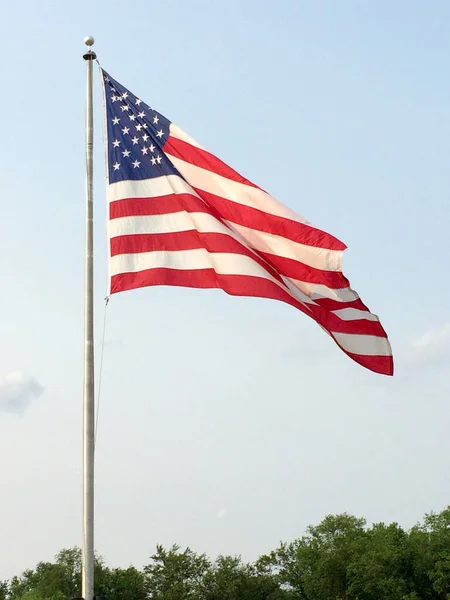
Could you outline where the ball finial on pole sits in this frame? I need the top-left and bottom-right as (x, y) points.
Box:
(83, 36), (97, 60)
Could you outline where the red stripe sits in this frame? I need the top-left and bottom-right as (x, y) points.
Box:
(111, 229), (348, 289)
(110, 195), (381, 328)
(165, 135), (260, 189)
(110, 190), (346, 252)
(110, 194), (210, 219)
(313, 296), (367, 311)
(110, 249), (385, 337)
(164, 136), (346, 250)
(111, 231), (285, 285)
(111, 231), (241, 256)
(192, 188), (346, 252)
(258, 251), (350, 289)
(111, 268), (308, 310)
(344, 351), (394, 376)
(110, 268), (390, 375)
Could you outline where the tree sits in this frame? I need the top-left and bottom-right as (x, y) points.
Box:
(259, 513), (365, 600)
(201, 555), (288, 600)
(8, 548), (109, 600)
(408, 507), (450, 600)
(96, 566), (146, 600)
(143, 544), (210, 600)
(5, 506), (450, 600)
(0, 582), (8, 600)
(346, 522), (413, 600)
(8, 563), (69, 600)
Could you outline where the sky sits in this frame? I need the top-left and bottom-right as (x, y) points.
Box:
(1, 0), (450, 581)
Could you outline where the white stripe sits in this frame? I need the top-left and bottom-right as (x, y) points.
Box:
(165, 153), (313, 226)
(169, 123), (206, 149)
(107, 181), (380, 324)
(111, 248), (280, 281)
(280, 276), (317, 306)
(108, 175), (341, 274)
(332, 308), (379, 322)
(288, 279), (360, 303)
(109, 211), (319, 308)
(107, 176), (382, 332)
(110, 248), (314, 313)
(109, 211), (342, 275)
(331, 332), (392, 356)
(227, 221), (342, 272)
(109, 212), (228, 238)
(166, 130), (344, 248)
(108, 174), (199, 203)
(110, 249), (389, 357)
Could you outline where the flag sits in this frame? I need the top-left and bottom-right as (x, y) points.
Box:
(101, 69), (393, 376)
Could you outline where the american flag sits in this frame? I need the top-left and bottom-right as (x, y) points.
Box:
(102, 69), (393, 376)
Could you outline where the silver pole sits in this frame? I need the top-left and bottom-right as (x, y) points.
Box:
(82, 35), (96, 600)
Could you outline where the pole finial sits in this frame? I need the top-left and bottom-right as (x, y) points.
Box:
(83, 36), (97, 60)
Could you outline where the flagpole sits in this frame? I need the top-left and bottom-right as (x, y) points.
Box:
(82, 35), (96, 600)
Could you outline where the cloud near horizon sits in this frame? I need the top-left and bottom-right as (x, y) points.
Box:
(409, 323), (450, 365)
(0, 371), (44, 414)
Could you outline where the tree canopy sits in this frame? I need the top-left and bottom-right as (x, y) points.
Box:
(4, 506), (450, 600)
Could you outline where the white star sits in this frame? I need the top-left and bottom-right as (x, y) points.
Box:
(143, 124), (148, 129)
(150, 156), (157, 166)
(149, 144), (155, 152)
(113, 162), (120, 171)
(156, 129), (164, 138)
(112, 139), (120, 148)
(153, 115), (159, 124)
(129, 114), (136, 121)
(138, 111), (146, 118)
(156, 155), (162, 164)
(122, 149), (131, 158)
(122, 126), (130, 135)
(136, 124), (142, 131)
(104, 76), (110, 82)
(141, 147), (148, 155)
(142, 134), (149, 142)
(121, 105), (130, 112)
(111, 87), (116, 92)
(122, 92), (129, 100)
(135, 98), (142, 105)
(112, 117), (120, 125)
(132, 159), (141, 168)
(131, 136), (139, 145)
(111, 95), (118, 102)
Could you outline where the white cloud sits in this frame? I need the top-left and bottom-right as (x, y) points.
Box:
(217, 508), (227, 519)
(410, 323), (450, 363)
(0, 371), (44, 414)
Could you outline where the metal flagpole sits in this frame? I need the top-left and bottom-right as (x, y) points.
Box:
(82, 35), (96, 600)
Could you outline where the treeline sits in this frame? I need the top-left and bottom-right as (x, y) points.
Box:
(2, 506), (450, 600)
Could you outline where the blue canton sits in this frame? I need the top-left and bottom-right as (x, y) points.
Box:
(102, 70), (179, 184)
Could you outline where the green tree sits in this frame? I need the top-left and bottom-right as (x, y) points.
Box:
(8, 548), (109, 600)
(96, 566), (146, 600)
(346, 522), (412, 600)
(0, 581), (8, 600)
(259, 513), (365, 600)
(408, 506), (450, 600)
(8, 563), (69, 600)
(6, 506), (450, 600)
(143, 544), (210, 600)
(201, 555), (288, 600)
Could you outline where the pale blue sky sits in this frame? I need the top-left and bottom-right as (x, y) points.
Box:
(1, 0), (449, 580)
